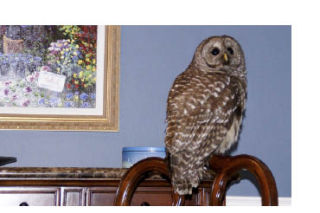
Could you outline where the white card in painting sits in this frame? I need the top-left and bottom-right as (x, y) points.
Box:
(37, 71), (66, 93)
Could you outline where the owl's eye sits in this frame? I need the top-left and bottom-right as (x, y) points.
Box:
(211, 48), (220, 56)
(227, 47), (234, 55)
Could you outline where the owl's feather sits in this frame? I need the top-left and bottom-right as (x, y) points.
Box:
(165, 68), (245, 194)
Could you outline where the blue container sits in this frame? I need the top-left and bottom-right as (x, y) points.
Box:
(122, 147), (166, 168)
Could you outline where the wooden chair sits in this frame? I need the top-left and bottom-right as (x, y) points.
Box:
(114, 154), (278, 206)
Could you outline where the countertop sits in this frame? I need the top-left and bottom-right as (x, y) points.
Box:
(0, 167), (128, 179)
(0, 167), (214, 180)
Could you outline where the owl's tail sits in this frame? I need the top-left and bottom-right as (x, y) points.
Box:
(168, 154), (204, 195)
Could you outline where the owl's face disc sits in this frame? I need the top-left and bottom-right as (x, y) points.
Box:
(195, 36), (245, 74)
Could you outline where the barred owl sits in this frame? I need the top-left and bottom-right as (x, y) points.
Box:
(165, 35), (247, 195)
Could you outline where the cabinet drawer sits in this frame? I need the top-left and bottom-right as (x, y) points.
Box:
(87, 186), (196, 206)
(130, 187), (199, 206)
(0, 187), (60, 206)
(62, 187), (85, 206)
(87, 187), (117, 206)
(131, 187), (173, 206)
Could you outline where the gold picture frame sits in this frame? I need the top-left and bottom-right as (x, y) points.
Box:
(0, 25), (120, 131)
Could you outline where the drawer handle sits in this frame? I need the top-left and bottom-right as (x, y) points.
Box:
(19, 202), (29, 206)
(140, 202), (150, 206)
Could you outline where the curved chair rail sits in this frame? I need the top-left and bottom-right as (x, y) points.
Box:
(114, 155), (278, 206)
(113, 157), (184, 206)
(209, 154), (278, 206)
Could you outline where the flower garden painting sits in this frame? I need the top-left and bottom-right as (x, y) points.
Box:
(0, 25), (98, 109)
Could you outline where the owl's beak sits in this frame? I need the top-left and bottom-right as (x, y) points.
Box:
(223, 53), (229, 63)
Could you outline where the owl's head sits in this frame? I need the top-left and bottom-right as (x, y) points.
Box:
(192, 35), (246, 77)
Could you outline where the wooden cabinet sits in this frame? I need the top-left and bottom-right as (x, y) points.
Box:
(0, 167), (212, 206)
(0, 186), (211, 206)
(0, 186), (210, 206)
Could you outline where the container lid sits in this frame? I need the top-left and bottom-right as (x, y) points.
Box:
(122, 146), (165, 152)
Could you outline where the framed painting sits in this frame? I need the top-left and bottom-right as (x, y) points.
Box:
(0, 25), (120, 131)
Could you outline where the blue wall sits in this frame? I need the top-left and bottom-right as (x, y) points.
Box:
(0, 25), (291, 197)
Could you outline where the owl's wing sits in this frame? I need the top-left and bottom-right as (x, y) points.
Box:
(165, 71), (246, 155)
